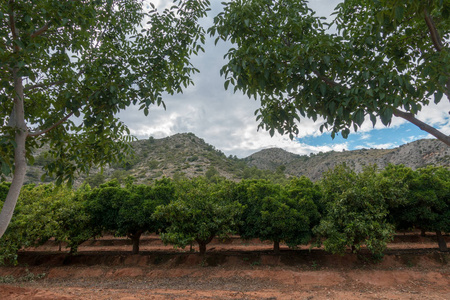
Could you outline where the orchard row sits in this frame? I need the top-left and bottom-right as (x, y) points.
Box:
(0, 164), (448, 264)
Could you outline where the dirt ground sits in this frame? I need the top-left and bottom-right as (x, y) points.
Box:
(0, 234), (449, 300)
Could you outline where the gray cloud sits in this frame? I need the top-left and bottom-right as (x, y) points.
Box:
(117, 0), (449, 158)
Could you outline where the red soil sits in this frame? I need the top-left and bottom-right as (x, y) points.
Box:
(0, 233), (449, 299)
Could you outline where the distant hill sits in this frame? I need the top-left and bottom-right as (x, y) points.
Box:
(23, 133), (450, 185)
(245, 139), (450, 181)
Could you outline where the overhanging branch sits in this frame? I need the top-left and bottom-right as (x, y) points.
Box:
(30, 21), (52, 39)
(393, 108), (450, 146)
(424, 9), (443, 52)
(313, 72), (450, 146)
(24, 79), (65, 91)
(423, 9), (450, 100)
(313, 70), (342, 88)
(28, 112), (74, 137)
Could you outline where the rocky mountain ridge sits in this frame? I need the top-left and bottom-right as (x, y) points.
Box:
(245, 138), (450, 180)
(25, 133), (450, 185)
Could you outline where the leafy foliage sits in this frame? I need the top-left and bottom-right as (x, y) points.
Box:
(0, 163), (447, 263)
(210, 0), (450, 144)
(0, 0), (211, 180)
(314, 165), (395, 257)
(0, 0), (211, 239)
(84, 178), (175, 254)
(389, 166), (450, 251)
(235, 178), (320, 252)
(155, 177), (243, 254)
(0, 184), (76, 263)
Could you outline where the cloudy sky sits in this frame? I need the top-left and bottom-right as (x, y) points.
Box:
(118, 0), (450, 158)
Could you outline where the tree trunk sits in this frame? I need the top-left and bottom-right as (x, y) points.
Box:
(0, 65), (28, 239)
(436, 231), (448, 252)
(130, 231), (142, 255)
(198, 242), (207, 255)
(196, 235), (214, 255)
(273, 240), (280, 254)
(421, 229), (426, 237)
(69, 245), (78, 255)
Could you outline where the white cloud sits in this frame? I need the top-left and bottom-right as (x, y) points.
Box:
(359, 133), (371, 140)
(365, 142), (398, 150)
(116, 1), (449, 159)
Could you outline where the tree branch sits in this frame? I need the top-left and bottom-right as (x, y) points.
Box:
(314, 71), (450, 146)
(24, 79), (65, 91)
(423, 9), (443, 52)
(8, 1), (20, 52)
(313, 70), (342, 88)
(30, 21), (52, 39)
(423, 10), (450, 101)
(28, 112), (74, 137)
(393, 108), (450, 146)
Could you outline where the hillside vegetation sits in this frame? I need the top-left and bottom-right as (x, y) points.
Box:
(24, 133), (450, 185)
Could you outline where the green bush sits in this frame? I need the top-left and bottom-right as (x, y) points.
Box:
(314, 165), (395, 257)
(155, 177), (243, 254)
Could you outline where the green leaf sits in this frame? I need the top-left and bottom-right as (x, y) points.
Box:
(395, 6), (404, 21)
(353, 110), (364, 127)
(380, 108), (393, 126)
(320, 83), (326, 96)
(369, 114), (377, 127)
(1, 162), (11, 176)
(434, 91), (443, 104)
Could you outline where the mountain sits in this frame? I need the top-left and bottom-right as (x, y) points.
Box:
(26, 133), (247, 186)
(246, 138), (450, 180)
(23, 133), (450, 185)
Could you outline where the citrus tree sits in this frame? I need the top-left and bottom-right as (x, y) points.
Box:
(56, 183), (94, 254)
(235, 178), (319, 253)
(234, 179), (281, 242)
(397, 166), (450, 251)
(0, 183), (76, 264)
(117, 178), (175, 254)
(154, 177), (243, 255)
(314, 165), (395, 257)
(378, 164), (415, 231)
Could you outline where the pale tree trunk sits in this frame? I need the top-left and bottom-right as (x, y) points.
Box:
(0, 66), (28, 239)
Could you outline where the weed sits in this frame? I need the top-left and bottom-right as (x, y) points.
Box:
(200, 259), (207, 267)
(0, 269), (46, 283)
(251, 260), (261, 266)
(406, 259), (414, 268)
(0, 275), (15, 284)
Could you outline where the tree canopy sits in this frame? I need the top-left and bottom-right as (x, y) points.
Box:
(210, 0), (450, 144)
(0, 0), (210, 238)
(154, 177), (243, 255)
(314, 165), (396, 257)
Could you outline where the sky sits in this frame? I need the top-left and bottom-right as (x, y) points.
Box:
(117, 0), (450, 158)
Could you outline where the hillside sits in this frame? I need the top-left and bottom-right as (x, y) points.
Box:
(26, 133), (249, 186)
(246, 138), (450, 180)
(24, 133), (450, 185)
